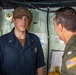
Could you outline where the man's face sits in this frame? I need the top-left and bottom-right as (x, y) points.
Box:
(53, 18), (59, 35)
(53, 17), (63, 40)
(12, 16), (29, 32)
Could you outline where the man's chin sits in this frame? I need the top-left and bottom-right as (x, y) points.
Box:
(20, 30), (26, 32)
(21, 28), (26, 32)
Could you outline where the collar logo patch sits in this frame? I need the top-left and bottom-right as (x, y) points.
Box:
(33, 48), (37, 53)
(9, 40), (12, 43)
(66, 57), (76, 69)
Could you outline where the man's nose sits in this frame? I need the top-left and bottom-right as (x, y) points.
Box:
(22, 18), (26, 23)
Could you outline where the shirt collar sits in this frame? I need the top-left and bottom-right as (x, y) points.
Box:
(65, 35), (76, 51)
(8, 28), (32, 49)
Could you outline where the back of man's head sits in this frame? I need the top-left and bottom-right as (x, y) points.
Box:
(55, 7), (76, 32)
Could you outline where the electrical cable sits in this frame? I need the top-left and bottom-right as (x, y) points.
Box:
(10, 0), (76, 5)
(9, 0), (76, 12)
(9, 0), (55, 12)
(46, 7), (50, 75)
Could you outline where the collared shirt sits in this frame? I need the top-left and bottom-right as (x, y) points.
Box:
(0, 28), (45, 75)
(62, 35), (76, 75)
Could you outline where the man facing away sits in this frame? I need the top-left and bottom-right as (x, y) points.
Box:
(53, 7), (76, 75)
(0, 7), (45, 75)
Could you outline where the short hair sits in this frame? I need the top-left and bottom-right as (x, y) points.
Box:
(55, 7), (76, 32)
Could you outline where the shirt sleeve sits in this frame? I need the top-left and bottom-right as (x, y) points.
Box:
(62, 50), (76, 75)
(36, 37), (45, 69)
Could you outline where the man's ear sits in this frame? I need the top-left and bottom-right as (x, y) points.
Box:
(12, 17), (14, 23)
(58, 23), (63, 32)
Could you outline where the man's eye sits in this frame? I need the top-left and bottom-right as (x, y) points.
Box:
(25, 16), (29, 20)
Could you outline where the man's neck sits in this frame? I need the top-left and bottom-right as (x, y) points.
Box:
(14, 30), (26, 39)
(64, 31), (76, 44)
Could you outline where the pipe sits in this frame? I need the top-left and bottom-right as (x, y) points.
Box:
(46, 7), (50, 75)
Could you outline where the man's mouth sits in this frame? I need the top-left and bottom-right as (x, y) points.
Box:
(21, 25), (26, 27)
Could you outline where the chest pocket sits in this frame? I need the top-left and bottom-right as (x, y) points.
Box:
(30, 39), (38, 64)
(30, 38), (38, 55)
(31, 44), (37, 59)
